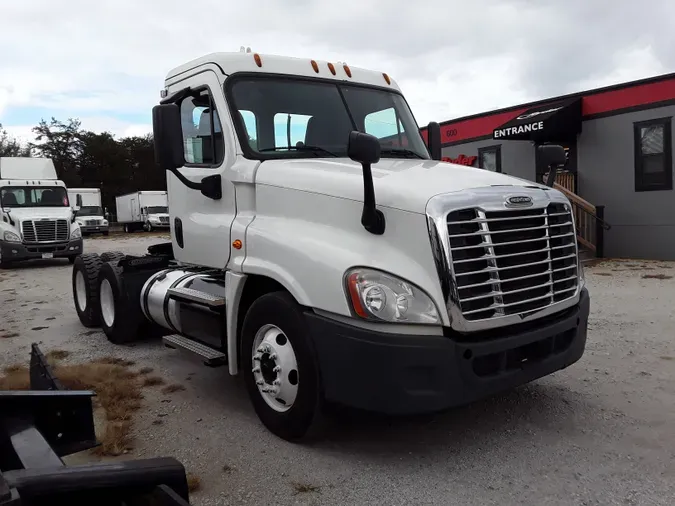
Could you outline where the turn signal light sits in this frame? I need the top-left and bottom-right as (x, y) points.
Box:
(383, 73), (391, 85)
(253, 53), (262, 67)
(343, 64), (352, 78)
(310, 60), (319, 73)
(232, 239), (243, 250)
(327, 62), (336, 75)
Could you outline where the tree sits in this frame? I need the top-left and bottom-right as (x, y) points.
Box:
(0, 124), (31, 157)
(30, 118), (83, 186)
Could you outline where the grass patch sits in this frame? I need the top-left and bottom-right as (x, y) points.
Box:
(641, 273), (673, 280)
(92, 356), (136, 367)
(161, 383), (185, 394)
(0, 355), (159, 457)
(594, 272), (613, 276)
(186, 474), (201, 493)
(292, 481), (321, 495)
(660, 356), (674, 361)
(0, 332), (20, 339)
(143, 375), (165, 387)
(139, 367), (154, 375)
(46, 349), (70, 361)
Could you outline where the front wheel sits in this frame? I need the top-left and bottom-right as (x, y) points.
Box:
(241, 291), (324, 441)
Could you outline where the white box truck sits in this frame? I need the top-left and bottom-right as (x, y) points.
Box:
(70, 51), (590, 442)
(68, 188), (109, 236)
(115, 191), (169, 232)
(0, 157), (82, 267)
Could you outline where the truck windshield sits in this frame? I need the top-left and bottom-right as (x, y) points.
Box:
(1, 186), (69, 208)
(227, 77), (430, 160)
(147, 206), (168, 214)
(77, 206), (104, 216)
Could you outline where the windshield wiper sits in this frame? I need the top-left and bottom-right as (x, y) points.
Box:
(379, 148), (425, 159)
(259, 145), (338, 157)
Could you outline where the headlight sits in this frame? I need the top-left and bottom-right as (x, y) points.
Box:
(103, 220), (109, 225)
(3, 231), (21, 243)
(71, 227), (82, 239)
(344, 268), (440, 324)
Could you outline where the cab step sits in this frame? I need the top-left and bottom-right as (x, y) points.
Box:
(167, 287), (225, 307)
(162, 334), (227, 367)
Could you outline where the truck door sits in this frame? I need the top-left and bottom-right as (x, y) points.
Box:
(166, 70), (236, 268)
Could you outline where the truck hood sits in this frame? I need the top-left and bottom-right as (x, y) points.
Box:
(3, 207), (73, 221)
(255, 158), (549, 213)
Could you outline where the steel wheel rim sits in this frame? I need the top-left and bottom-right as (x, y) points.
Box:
(75, 271), (88, 311)
(252, 324), (299, 413)
(100, 279), (115, 327)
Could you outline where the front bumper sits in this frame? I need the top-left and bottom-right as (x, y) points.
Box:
(0, 238), (84, 263)
(307, 287), (590, 415)
(80, 225), (109, 234)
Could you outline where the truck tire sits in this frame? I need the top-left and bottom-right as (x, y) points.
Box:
(72, 253), (103, 328)
(97, 261), (144, 345)
(241, 291), (324, 441)
(100, 251), (125, 264)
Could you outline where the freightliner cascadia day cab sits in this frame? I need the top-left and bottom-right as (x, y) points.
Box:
(70, 51), (590, 441)
(68, 188), (110, 236)
(115, 190), (170, 232)
(0, 157), (83, 267)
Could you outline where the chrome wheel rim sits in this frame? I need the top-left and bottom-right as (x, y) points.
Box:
(252, 324), (299, 413)
(100, 279), (115, 327)
(75, 271), (87, 311)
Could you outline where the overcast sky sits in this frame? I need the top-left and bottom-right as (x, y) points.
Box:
(1, 0), (673, 143)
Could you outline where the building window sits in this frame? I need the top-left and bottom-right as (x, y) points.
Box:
(478, 145), (501, 172)
(634, 117), (672, 192)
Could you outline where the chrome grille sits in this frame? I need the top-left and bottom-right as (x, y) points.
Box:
(85, 219), (102, 226)
(447, 203), (578, 321)
(21, 219), (69, 243)
(159, 216), (169, 224)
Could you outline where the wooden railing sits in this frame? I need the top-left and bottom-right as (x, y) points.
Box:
(555, 171), (576, 194)
(553, 183), (610, 257)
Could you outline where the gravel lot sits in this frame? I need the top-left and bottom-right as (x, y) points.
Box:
(1, 234), (674, 506)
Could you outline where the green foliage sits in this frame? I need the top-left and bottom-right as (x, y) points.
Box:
(5, 118), (166, 214)
(0, 124), (31, 157)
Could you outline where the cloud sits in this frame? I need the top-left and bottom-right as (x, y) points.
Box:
(1, 0), (673, 141)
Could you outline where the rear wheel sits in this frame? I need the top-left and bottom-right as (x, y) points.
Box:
(100, 251), (125, 264)
(97, 261), (143, 345)
(72, 253), (103, 327)
(241, 291), (324, 441)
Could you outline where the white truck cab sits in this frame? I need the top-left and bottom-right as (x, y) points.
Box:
(71, 51), (590, 441)
(69, 188), (109, 236)
(0, 157), (83, 267)
(115, 191), (170, 232)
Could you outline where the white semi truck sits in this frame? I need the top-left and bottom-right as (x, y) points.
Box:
(68, 188), (109, 236)
(70, 52), (590, 441)
(115, 190), (170, 232)
(0, 157), (83, 267)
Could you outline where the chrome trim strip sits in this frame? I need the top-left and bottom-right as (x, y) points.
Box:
(425, 186), (582, 333)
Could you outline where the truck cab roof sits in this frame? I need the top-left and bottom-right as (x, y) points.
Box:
(0, 157), (58, 181)
(165, 52), (401, 92)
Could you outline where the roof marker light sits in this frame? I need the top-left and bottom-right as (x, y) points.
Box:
(327, 62), (336, 75)
(310, 60), (319, 73)
(382, 73), (391, 85)
(343, 64), (352, 78)
(253, 53), (262, 67)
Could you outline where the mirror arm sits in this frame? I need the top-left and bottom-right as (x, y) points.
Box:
(165, 167), (222, 200)
(360, 162), (385, 235)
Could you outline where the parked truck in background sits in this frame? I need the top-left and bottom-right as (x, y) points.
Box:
(0, 157), (82, 268)
(70, 51), (590, 441)
(68, 187), (109, 236)
(115, 190), (170, 232)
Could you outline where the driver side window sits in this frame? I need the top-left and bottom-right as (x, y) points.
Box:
(180, 89), (224, 166)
